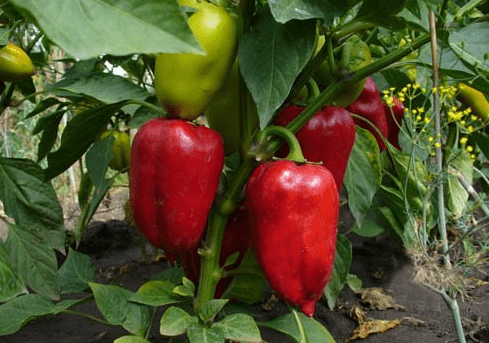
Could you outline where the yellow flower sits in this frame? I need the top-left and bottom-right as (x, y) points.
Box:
(412, 109), (418, 114)
(416, 115), (422, 121)
(468, 126), (474, 133)
(460, 137), (468, 145)
(428, 136), (434, 142)
(434, 142), (441, 148)
(424, 117), (430, 123)
(417, 107), (425, 113)
(466, 145), (473, 152)
(471, 115), (478, 121)
(386, 97), (394, 107)
(432, 87), (438, 93)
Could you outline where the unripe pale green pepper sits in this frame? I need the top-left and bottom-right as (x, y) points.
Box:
(100, 130), (131, 172)
(154, 0), (238, 120)
(314, 35), (371, 107)
(457, 83), (489, 122)
(205, 59), (258, 155)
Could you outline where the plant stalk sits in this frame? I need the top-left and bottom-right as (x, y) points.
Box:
(429, 10), (466, 343)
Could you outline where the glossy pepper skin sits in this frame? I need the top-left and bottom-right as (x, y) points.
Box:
(0, 43), (35, 82)
(205, 59), (259, 155)
(130, 118), (224, 252)
(180, 204), (251, 298)
(457, 83), (489, 121)
(347, 77), (388, 150)
(246, 160), (339, 317)
(154, 0), (237, 120)
(274, 105), (355, 191)
(100, 130), (131, 171)
(384, 96), (404, 150)
(314, 35), (372, 107)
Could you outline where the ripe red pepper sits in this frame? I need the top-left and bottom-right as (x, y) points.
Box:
(274, 105), (356, 191)
(347, 77), (388, 150)
(384, 96), (404, 150)
(246, 159), (339, 317)
(130, 118), (224, 252)
(180, 204), (251, 298)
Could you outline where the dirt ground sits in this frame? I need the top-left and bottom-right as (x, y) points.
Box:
(1, 189), (489, 343)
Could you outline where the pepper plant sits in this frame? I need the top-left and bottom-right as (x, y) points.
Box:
(0, 0), (488, 343)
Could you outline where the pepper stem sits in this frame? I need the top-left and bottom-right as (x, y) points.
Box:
(258, 126), (305, 163)
(304, 78), (321, 106)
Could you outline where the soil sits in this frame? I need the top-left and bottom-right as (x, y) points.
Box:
(1, 189), (489, 343)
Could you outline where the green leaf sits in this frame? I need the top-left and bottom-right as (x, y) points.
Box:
(89, 282), (150, 337)
(344, 127), (382, 227)
(0, 243), (27, 302)
(53, 298), (89, 314)
(5, 224), (60, 300)
(214, 313), (261, 342)
(0, 294), (55, 335)
(260, 312), (336, 343)
(0, 157), (64, 247)
(324, 235), (352, 310)
(160, 306), (197, 336)
(114, 336), (153, 343)
(347, 274), (363, 292)
(173, 277), (195, 298)
(239, 5), (316, 129)
(447, 150), (473, 218)
(150, 267), (186, 285)
(34, 110), (65, 162)
(49, 72), (151, 106)
(198, 299), (229, 322)
(130, 280), (183, 307)
(54, 248), (95, 294)
(268, 0), (348, 25)
(356, 0), (407, 29)
(25, 97), (62, 119)
(398, 0), (429, 32)
(81, 137), (116, 230)
(187, 322), (225, 343)
(389, 149), (431, 218)
(44, 102), (123, 180)
(472, 132), (489, 159)
(449, 22), (489, 77)
(9, 0), (203, 60)
(222, 250), (266, 304)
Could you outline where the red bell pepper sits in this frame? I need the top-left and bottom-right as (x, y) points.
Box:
(130, 118), (224, 252)
(274, 105), (356, 191)
(347, 77), (389, 150)
(384, 96), (404, 150)
(246, 159), (339, 317)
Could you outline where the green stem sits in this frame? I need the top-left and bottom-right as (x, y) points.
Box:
(269, 32), (432, 157)
(194, 157), (257, 312)
(429, 10), (450, 268)
(258, 126), (305, 163)
(73, 201), (90, 247)
(439, 291), (467, 343)
(194, 210), (229, 313)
